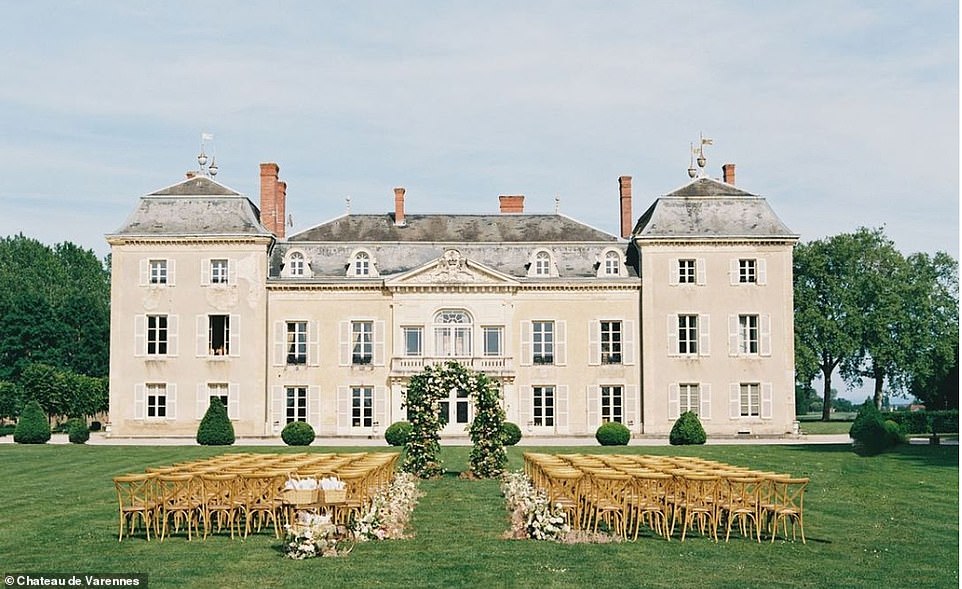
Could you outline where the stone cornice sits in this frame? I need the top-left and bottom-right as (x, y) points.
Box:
(633, 237), (798, 247)
(106, 236), (274, 247)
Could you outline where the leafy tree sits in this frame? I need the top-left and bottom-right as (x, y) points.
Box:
(18, 363), (67, 421)
(795, 383), (819, 415)
(0, 380), (20, 421)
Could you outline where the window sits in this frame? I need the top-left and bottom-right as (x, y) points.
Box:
(600, 321), (622, 364)
(351, 387), (373, 427)
(286, 321), (307, 364)
(403, 327), (423, 357)
(353, 252), (370, 276)
(601, 385), (623, 423)
(210, 259), (229, 284)
(678, 315), (698, 355)
(534, 251), (551, 276)
(146, 383), (167, 419)
(434, 310), (472, 357)
(352, 321), (373, 364)
(147, 315), (168, 355)
(739, 259), (757, 283)
(604, 251), (621, 275)
(532, 386), (555, 426)
(532, 321), (554, 364)
(740, 383), (760, 417)
(149, 260), (168, 285)
(679, 383), (700, 415)
(207, 383), (229, 413)
(289, 252), (305, 277)
(483, 327), (503, 357)
(738, 314), (759, 355)
(285, 386), (307, 423)
(678, 259), (696, 284)
(209, 315), (230, 356)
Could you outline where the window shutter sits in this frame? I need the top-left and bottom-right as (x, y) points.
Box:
(518, 386), (531, 428)
(623, 320), (636, 365)
(139, 260), (149, 286)
(556, 385), (568, 430)
(166, 384), (177, 420)
(760, 314), (772, 356)
(167, 259), (176, 286)
(668, 260), (679, 286)
(374, 320), (385, 366)
(555, 320), (566, 365)
(201, 259), (211, 286)
(134, 315), (146, 357)
(271, 386), (285, 434)
(667, 315), (678, 356)
(625, 385), (638, 429)
(308, 321), (320, 367)
(728, 314), (739, 357)
(228, 314), (240, 357)
(134, 384), (145, 419)
(338, 321), (350, 366)
(757, 259), (767, 285)
(699, 314), (711, 356)
(586, 385), (599, 428)
(520, 321), (532, 367)
(337, 386), (350, 431)
(730, 259), (739, 285)
(228, 383), (240, 420)
(700, 383), (712, 420)
(228, 259), (237, 285)
(729, 383), (740, 419)
(309, 385), (321, 430)
(374, 386), (387, 430)
(272, 321), (285, 366)
(761, 383), (774, 419)
(167, 315), (179, 356)
(588, 320), (601, 366)
(196, 315), (207, 357)
(668, 384), (680, 420)
(196, 383), (207, 420)
(696, 258), (706, 285)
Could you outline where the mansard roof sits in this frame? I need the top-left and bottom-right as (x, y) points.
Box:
(632, 177), (797, 240)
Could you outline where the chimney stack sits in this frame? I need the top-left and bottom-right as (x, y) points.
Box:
(259, 162), (286, 239)
(394, 187), (406, 226)
(499, 194), (525, 214)
(722, 163), (735, 185)
(618, 175), (632, 239)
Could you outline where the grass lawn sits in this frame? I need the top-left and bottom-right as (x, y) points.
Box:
(0, 443), (957, 589)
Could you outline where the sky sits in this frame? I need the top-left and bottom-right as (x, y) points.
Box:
(0, 1), (957, 400)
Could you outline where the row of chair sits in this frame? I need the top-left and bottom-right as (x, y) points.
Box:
(523, 453), (809, 543)
(112, 452), (398, 541)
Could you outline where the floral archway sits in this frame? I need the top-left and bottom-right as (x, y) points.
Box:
(401, 361), (507, 479)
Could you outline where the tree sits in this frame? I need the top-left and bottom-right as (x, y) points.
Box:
(18, 363), (67, 422)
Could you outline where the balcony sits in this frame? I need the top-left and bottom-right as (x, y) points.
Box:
(391, 356), (515, 376)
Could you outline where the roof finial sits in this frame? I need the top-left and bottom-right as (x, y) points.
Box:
(197, 132), (218, 177)
(555, 195), (560, 214)
(687, 134), (713, 179)
(345, 196), (352, 214)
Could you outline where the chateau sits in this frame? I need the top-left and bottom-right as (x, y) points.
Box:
(106, 159), (798, 439)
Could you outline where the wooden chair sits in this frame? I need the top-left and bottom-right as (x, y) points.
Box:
(719, 475), (762, 542)
(199, 473), (242, 539)
(113, 473), (158, 541)
(156, 474), (203, 541)
(766, 477), (809, 543)
(582, 469), (631, 536)
(626, 470), (673, 541)
(673, 473), (721, 542)
(542, 465), (584, 530)
(239, 471), (288, 538)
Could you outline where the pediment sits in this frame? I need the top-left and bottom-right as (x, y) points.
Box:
(386, 249), (520, 287)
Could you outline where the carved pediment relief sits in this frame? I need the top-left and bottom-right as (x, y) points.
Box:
(387, 249), (518, 287)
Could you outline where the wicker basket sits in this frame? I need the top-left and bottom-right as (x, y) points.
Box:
(319, 488), (347, 504)
(282, 487), (318, 505)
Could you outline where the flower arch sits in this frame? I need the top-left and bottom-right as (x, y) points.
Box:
(401, 361), (507, 479)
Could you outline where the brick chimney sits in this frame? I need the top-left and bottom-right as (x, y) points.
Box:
(259, 162), (286, 239)
(722, 163), (735, 185)
(618, 175), (632, 239)
(394, 187), (406, 226)
(499, 194), (524, 214)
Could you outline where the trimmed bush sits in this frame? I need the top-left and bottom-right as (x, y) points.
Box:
(883, 419), (905, 446)
(502, 422), (522, 446)
(281, 421), (315, 446)
(13, 399), (51, 444)
(595, 422), (630, 446)
(384, 421), (412, 447)
(929, 410), (959, 434)
(850, 400), (891, 455)
(669, 411), (707, 445)
(196, 398), (235, 446)
(66, 418), (90, 444)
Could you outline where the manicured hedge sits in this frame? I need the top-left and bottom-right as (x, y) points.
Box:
(595, 422), (630, 446)
(881, 410), (959, 434)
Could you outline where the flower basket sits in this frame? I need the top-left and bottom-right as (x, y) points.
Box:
(319, 488), (347, 504)
(282, 488), (318, 505)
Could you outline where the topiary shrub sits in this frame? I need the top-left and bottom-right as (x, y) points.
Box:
(884, 419), (905, 446)
(502, 422), (522, 446)
(595, 422), (630, 446)
(281, 421), (315, 446)
(66, 418), (90, 444)
(384, 421), (412, 447)
(850, 400), (891, 455)
(669, 411), (707, 445)
(14, 400), (51, 444)
(196, 398), (235, 446)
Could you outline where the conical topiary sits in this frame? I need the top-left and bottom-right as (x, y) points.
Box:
(196, 398), (235, 446)
(14, 399), (51, 444)
(669, 411), (707, 445)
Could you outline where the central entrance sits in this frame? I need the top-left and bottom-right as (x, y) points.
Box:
(439, 387), (472, 435)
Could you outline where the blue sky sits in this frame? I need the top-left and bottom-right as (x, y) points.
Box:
(0, 2), (957, 398)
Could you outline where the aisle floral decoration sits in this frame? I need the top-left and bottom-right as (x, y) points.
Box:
(501, 471), (570, 541)
(351, 472), (423, 541)
(282, 512), (353, 559)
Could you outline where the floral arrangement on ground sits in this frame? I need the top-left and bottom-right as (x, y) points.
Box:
(283, 512), (354, 559)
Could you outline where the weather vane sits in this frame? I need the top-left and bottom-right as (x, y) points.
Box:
(687, 133), (713, 178)
(197, 132), (218, 177)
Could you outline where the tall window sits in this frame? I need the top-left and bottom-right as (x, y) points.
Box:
(403, 327), (423, 357)
(604, 251), (621, 275)
(351, 387), (373, 427)
(289, 252), (305, 276)
(678, 259), (696, 284)
(600, 321), (622, 364)
(209, 315), (230, 356)
(534, 251), (551, 276)
(352, 321), (373, 364)
(738, 314), (759, 355)
(207, 383), (229, 413)
(147, 315), (168, 355)
(532, 386), (555, 426)
(285, 386), (307, 423)
(353, 252), (370, 276)
(740, 383), (760, 417)
(287, 321), (307, 364)
(434, 310), (472, 357)
(483, 326), (503, 357)
(146, 383), (167, 418)
(532, 321), (554, 364)
(679, 383), (700, 415)
(149, 260), (168, 285)
(601, 385), (623, 423)
(210, 259), (229, 284)
(678, 315), (698, 355)
(739, 259), (757, 283)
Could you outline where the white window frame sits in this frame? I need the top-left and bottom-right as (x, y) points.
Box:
(531, 385), (555, 427)
(668, 314), (710, 357)
(728, 382), (774, 419)
(728, 314), (772, 357)
(351, 386), (374, 428)
(288, 251), (306, 277)
(140, 259), (175, 286)
(285, 386), (308, 424)
(601, 385), (623, 424)
(670, 258), (706, 286)
(527, 249), (558, 278)
(197, 382), (239, 421)
(600, 321), (622, 365)
(521, 320), (566, 366)
(339, 320), (384, 366)
(352, 321), (374, 364)
(482, 326), (503, 357)
(146, 314), (171, 356)
(210, 259), (229, 285)
(668, 382), (712, 420)
(403, 326), (423, 357)
(602, 250), (623, 277)
(286, 321), (308, 365)
(433, 309), (473, 358)
(348, 249), (378, 278)
(730, 258), (767, 285)
(532, 321), (555, 365)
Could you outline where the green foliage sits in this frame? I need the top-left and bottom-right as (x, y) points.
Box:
(0, 380), (20, 420)
(595, 422), (630, 446)
(13, 399), (50, 444)
(196, 398), (235, 446)
(384, 421), (412, 446)
(882, 410), (959, 434)
(883, 420), (905, 446)
(930, 410), (959, 433)
(669, 411), (707, 445)
(280, 421), (314, 446)
(66, 418), (90, 444)
(849, 400), (892, 455)
(467, 370), (507, 478)
(501, 422), (522, 446)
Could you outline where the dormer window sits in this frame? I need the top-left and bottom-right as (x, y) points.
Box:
(527, 249), (557, 278)
(348, 249), (378, 277)
(597, 248), (626, 278)
(289, 252), (305, 277)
